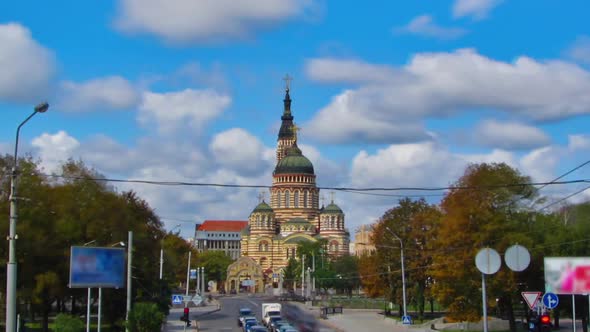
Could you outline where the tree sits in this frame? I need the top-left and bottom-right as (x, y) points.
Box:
(430, 162), (537, 323)
(371, 198), (440, 318)
(125, 302), (165, 332)
(331, 255), (360, 297)
(283, 258), (300, 291)
(53, 314), (84, 332)
(197, 251), (234, 284)
(358, 252), (384, 298)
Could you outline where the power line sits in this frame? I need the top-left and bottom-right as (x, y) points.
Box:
(44, 173), (590, 193)
(538, 184), (590, 211)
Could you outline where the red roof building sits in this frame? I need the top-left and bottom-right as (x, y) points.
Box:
(197, 220), (248, 232)
(194, 220), (248, 260)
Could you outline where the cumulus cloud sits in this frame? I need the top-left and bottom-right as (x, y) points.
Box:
(58, 76), (140, 112)
(567, 36), (590, 65)
(114, 0), (313, 44)
(304, 49), (590, 144)
(0, 23), (55, 102)
(138, 89), (231, 135)
(209, 128), (274, 176)
(474, 119), (551, 150)
(31, 131), (80, 171)
(394, 15), (467, 40)
(453, 0), (503, 20)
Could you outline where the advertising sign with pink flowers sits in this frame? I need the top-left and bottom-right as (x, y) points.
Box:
(544, 257), (590, 294)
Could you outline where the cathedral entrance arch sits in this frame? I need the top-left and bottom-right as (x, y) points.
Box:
(226, 257), (264, 293)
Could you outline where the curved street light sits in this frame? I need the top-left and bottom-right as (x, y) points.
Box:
(385, 226), (408, 322)
(6, 102), (49, 332)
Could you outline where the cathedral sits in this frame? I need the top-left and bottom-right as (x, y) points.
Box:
(239, 81), (350, 281)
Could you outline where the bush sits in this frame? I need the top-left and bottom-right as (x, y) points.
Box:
(53, 314), (85, 332)
(125, 302), (165, 332)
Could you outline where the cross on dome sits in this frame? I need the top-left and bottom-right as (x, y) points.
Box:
(283, 74), (292, 91)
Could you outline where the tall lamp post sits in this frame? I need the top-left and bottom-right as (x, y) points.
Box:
(385, 227), (407, 320)
(6, 102), (49, 332)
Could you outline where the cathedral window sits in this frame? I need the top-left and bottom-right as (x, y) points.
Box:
(277, 192), (281, 207)
(303, 191), (308, 208)
(285, 191), (290, 208)
(294, 191), (299, 208)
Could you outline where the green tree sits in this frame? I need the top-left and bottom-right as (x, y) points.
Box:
(53, 314), (84, 332)
(331, 255), (360, 297)
(283, 258), (300, 291)
(125, 302), (165, 332)
(197, 250), (234, 284)
(372, 198), (440, 318)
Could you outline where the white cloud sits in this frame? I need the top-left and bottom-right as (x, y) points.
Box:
(114, 0), (312, 44)
(474, 119), (551, 150)
(0, 23), (55, 102)
(453, 0), (502, 20)
(567, 36), (590, 65)
(209, 128), (274, 176)
(58, 76), (140, 112)
(138, 89), (231, 135)
(31, 131), (80, 171)
(394, 15), (467, 40)
(305, 49), (590, 144)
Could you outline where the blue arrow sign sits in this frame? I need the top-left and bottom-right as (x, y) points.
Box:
(402, 315), (412, 325)
(542, 292), (559, 309)
(171, 294), (183, 305)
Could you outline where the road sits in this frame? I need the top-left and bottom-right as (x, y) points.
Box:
(164, 294), (335, 332)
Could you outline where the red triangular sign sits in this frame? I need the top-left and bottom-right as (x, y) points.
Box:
(522, 292), (542, 310)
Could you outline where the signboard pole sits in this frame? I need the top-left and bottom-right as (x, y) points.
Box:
(98, 288), (102, 332)
(482, 274), (489, 332)
(573, 295), (576, 332)
(86, 288), (91, 332)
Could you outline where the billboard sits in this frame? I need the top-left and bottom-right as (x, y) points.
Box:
(544, 257), (590, 294)
(69, 246), (126, 288)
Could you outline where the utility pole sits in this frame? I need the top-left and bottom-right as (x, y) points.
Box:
(126, 231), (133, 332)
(185, 251), (191, 296)
(301, 254), (306, 298)
(312, 254), (316, 296)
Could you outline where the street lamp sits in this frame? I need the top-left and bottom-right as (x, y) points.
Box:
(6, 102), (49, 332)
(385, 226), (407, 321)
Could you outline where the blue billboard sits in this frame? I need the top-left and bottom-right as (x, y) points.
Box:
(69, 246), (126, 288)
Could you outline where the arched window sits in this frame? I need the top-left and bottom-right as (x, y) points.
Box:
(259, 241), (269, 252)
(303, 191), (308, 208)
(294, 191), (299, 208)
(277, 192), (281, 208)
(285, 191), (290, 208)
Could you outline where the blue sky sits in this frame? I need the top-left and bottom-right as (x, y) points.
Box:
(1, 0), (590, 239)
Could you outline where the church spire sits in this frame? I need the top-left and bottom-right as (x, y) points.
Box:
(282, 74), (292, 117)
(278, 74), (294, 140)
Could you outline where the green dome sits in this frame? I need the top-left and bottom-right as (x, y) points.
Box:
(323, 202), (343, 214)
(252, 201), (273, 213)
(274, 145), (314, 175)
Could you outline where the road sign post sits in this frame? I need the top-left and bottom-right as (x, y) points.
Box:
(542, 292), (559, 310)
(522, 292), (542, 310)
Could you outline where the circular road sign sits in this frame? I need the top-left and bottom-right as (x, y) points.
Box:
(542, 292), (559, 309)
(475, 248), (501, 274)
(505, 245), (531, 272)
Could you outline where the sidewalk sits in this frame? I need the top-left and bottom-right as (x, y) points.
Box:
(163, 298), (221, 332)
(286, 301), (429, 332)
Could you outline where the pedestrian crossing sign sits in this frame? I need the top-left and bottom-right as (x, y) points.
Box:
(402, 315), (412, 325)
(171, 294), (183, 305)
